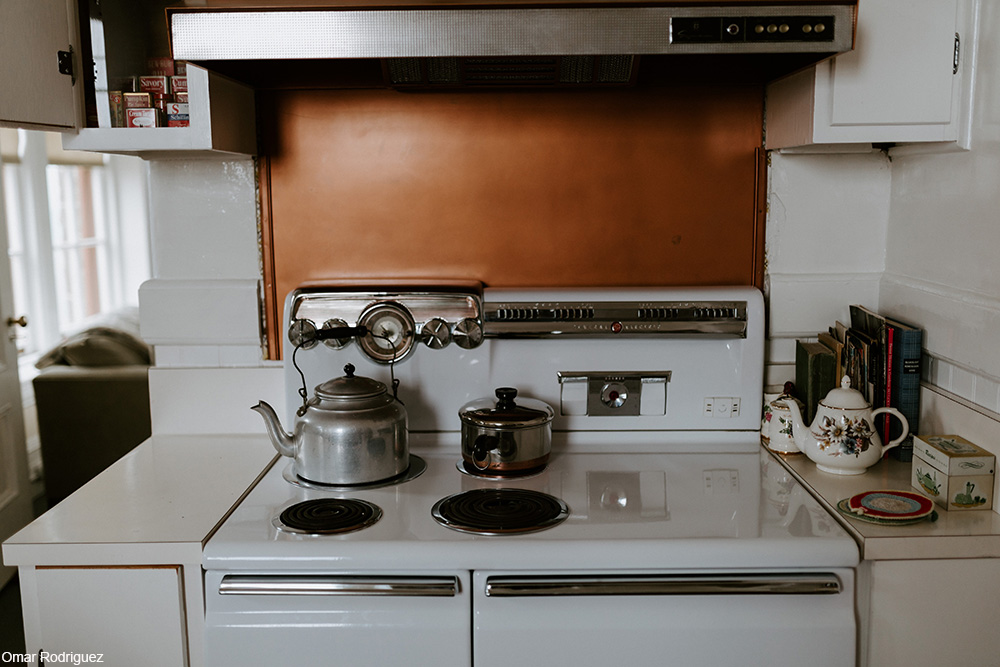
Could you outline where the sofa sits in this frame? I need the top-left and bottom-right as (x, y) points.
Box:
(32, 309), (152, 507)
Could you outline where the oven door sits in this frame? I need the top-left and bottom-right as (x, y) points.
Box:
(205, 570), (471, 667)
(473, 569), (855, 667)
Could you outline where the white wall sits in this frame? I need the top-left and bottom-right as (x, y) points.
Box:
(763, 150), (890, 387)
(879, 1), (1000, 413)
(140, 158), (283, 435)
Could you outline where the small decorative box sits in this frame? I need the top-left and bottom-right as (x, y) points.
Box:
(911, 435), (994, 511)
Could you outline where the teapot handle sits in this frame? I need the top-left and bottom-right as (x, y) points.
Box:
(871, 407), (909, 452)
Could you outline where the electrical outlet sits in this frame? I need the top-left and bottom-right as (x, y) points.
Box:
(705, 397), (741, 418)
(703, 469), (739, 494)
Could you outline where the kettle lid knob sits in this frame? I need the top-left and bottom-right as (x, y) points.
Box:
(344, 363), (356, 378)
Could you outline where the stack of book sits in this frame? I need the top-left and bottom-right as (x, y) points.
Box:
(794, 305), (922, 461)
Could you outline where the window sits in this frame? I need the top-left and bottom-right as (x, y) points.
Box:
(0, 129), (150, 368)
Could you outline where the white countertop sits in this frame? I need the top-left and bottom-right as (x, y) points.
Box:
(2, 435), (275, 566)
(774, 449), (1000, 560)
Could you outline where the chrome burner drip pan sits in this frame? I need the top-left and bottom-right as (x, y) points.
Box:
(282, 455), (427, 491)
(274, 498), (382, 535)
(431, 488), (569, 535)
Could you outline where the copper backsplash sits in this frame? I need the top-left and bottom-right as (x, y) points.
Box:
(258, 85), (765, 358)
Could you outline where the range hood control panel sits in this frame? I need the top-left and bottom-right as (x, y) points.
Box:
(672, 15), (837, 45)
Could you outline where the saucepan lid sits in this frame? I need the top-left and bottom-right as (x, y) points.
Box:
(459, 387), (554, 429)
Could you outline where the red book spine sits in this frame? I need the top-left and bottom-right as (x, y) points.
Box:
(883, 325), (895, 441)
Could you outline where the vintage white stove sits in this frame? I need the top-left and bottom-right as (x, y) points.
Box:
(203, 284), (859, 666)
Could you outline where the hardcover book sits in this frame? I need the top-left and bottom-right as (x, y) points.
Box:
(795, 340), (837, 426)
(884, 316), (922, 460)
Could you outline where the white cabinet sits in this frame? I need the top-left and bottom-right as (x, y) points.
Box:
(857, 559), (1000, 666)
(0, 0), (82, 130)
(0, 0), (255, 157)
(766, 0), (976, 152)
(28, 566), (189, 666)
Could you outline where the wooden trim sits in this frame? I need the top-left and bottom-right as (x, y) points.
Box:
(257, 155), (280, 360)
(752, 146), (767, 289)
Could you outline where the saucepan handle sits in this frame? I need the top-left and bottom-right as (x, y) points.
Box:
(472, 434), (500, 470)
(871, 407), (909, 452)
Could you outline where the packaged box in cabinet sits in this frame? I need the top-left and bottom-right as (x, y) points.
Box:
(146, 57), (176, 76)
(166, 103), (189, 127)
(911, 435), (994, 511)
(108, 91), (125, 128)
(122, 92), (151, 109)
(125, 108), (160, 128)
(139, 75), (170, 95)
(171, 76), (187, 93)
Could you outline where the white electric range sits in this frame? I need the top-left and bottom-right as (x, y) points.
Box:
(203, 284), (859, 667)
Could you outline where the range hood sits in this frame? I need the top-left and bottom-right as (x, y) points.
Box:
(168, 1), (857, 87)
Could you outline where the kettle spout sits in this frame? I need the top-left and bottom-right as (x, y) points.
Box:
(251, 400), (296, 458)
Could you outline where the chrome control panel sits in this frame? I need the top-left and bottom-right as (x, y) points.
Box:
(484, 300), (748, 338)
(558, 372), (672, 417)
(287, 286), (483, 363)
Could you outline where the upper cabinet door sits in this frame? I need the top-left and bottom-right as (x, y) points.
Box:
(0, 0), (82, 130)
(765, 0), (974, 151)
(822, 0), (958, 128)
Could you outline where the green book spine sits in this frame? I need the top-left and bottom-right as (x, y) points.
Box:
(795, 340), (837, 425)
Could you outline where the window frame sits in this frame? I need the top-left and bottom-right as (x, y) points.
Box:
(1, 129), (150, 402)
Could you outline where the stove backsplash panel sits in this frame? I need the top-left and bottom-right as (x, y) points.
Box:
(258, 84), (765, 358)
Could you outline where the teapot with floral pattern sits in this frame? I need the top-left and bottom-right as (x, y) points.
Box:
(786, 375), (909, 475)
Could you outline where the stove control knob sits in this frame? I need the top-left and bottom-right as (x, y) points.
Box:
(421, 318), (451, 349)
(320, 318), (354, 349)
(600, 382), (629, 409)
(452, 318), (484, 349)
(288, 318), (318, 349)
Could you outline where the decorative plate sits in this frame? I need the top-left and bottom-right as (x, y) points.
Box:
(836, 499), (937, 526)
(844, 490), (935, 521)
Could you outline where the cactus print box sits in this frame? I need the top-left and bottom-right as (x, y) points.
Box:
(911, 435), (994, 511)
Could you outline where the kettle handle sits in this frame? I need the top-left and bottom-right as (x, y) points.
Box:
(871, 407), (909, 452)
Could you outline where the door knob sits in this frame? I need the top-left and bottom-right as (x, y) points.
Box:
(6, 315), (27, 328)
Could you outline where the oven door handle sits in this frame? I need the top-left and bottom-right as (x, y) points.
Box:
(484, 573), (841, 597)
(219, 575), (460, 597)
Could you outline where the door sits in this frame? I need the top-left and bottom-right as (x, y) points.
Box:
(0, 0), (82, 130)
(473, 570), (858, 667)
(0, 152), (33, 588)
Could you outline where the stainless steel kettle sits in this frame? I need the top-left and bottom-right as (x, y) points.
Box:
(252, 364), (408, 485)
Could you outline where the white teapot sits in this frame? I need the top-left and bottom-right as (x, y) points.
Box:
(761, 382), (804, 455)
(786, 376), (909, 475)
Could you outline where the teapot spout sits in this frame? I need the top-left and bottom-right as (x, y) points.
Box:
(251, 400), (296, 458)
(784, 396), (809, 452)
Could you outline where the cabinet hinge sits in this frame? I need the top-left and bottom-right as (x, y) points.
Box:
(57, 46), (75, 84)
(953, 33), (960, 75)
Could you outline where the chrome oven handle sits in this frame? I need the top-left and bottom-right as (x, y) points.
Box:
(220, 575), (459, 597)
(485, 573), (841, 597)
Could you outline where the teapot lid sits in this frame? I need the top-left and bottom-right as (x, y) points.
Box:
(820, 375), (869, 409)
(315, 364), (387, 401)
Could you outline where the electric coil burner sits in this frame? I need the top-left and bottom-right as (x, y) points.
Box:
(431, 488), (569, 535)
(275, 498), (382, 535)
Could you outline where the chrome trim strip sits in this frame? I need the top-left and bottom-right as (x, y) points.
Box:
(485, 320), (748, 337)
(483, 301), (747, 337)
(484, 573), (842, 597)
(170, 6), (854, 60)
(220, 575), (460, 597)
